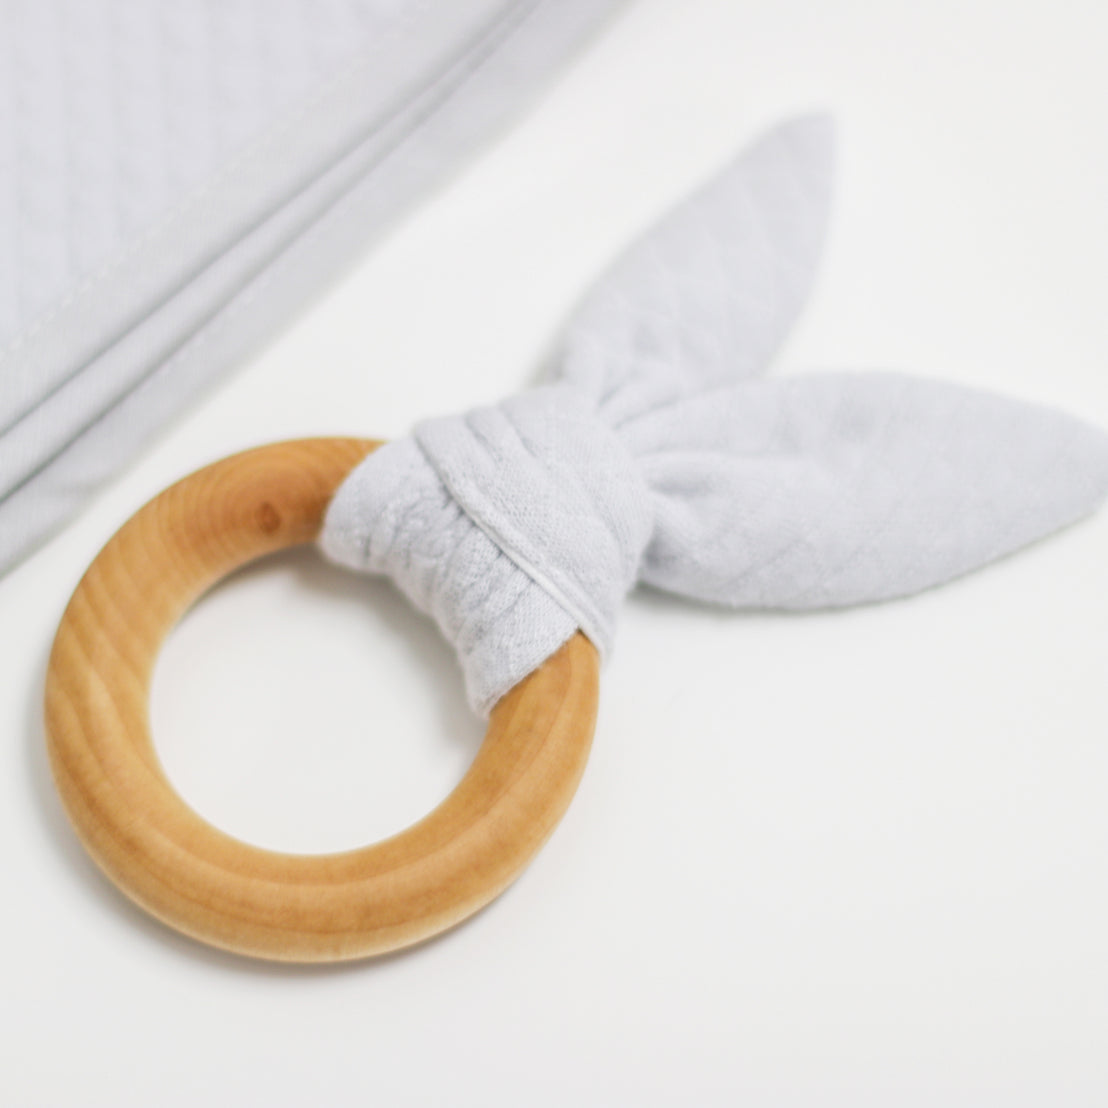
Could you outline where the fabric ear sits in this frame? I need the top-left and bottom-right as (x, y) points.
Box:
(558, 115), (835, 424)
(629, 372), (1108, 609)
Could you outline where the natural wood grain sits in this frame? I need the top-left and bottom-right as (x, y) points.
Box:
(44, 438), (599, 962)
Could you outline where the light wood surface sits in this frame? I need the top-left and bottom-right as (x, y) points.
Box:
(44, 438), (599, 962)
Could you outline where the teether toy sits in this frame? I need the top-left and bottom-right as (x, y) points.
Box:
(46, 117), (1108, 962)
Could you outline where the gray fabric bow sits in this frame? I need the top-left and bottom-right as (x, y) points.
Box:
(322, 116), (1108, 714)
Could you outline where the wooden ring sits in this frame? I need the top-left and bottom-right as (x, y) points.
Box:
(45, 438), (599, 962)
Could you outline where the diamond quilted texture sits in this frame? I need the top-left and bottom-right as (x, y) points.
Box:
(0, 0), (625, 573)
(0, 0), (403, 349)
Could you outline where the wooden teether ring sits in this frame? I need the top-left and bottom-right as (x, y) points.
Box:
(44, 438), (599, 962)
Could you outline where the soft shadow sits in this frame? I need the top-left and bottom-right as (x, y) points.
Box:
(24, 547), (491, 978)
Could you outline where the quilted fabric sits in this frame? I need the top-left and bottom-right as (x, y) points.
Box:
(0, 0), (625, 572)
(322, 117), (1108, 714)
(1, 1), (395, 348)
(560, 110), (830, 419)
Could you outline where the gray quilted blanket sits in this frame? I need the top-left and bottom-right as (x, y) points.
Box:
(0, 0), (622, 573)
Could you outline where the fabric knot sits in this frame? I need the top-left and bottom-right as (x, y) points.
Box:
(321, 116), (1108, 715)
(322, 384), (652, 713)
(416, 385), (653, 650)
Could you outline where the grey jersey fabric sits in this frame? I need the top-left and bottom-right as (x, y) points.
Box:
(321, 117), (1108, 715)
(0, 0), (624, 573)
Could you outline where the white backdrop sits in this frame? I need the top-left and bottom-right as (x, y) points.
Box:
(3, 1), (1108, 1104)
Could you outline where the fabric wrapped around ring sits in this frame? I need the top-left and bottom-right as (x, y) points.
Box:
(322, 116), (1108, 715)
